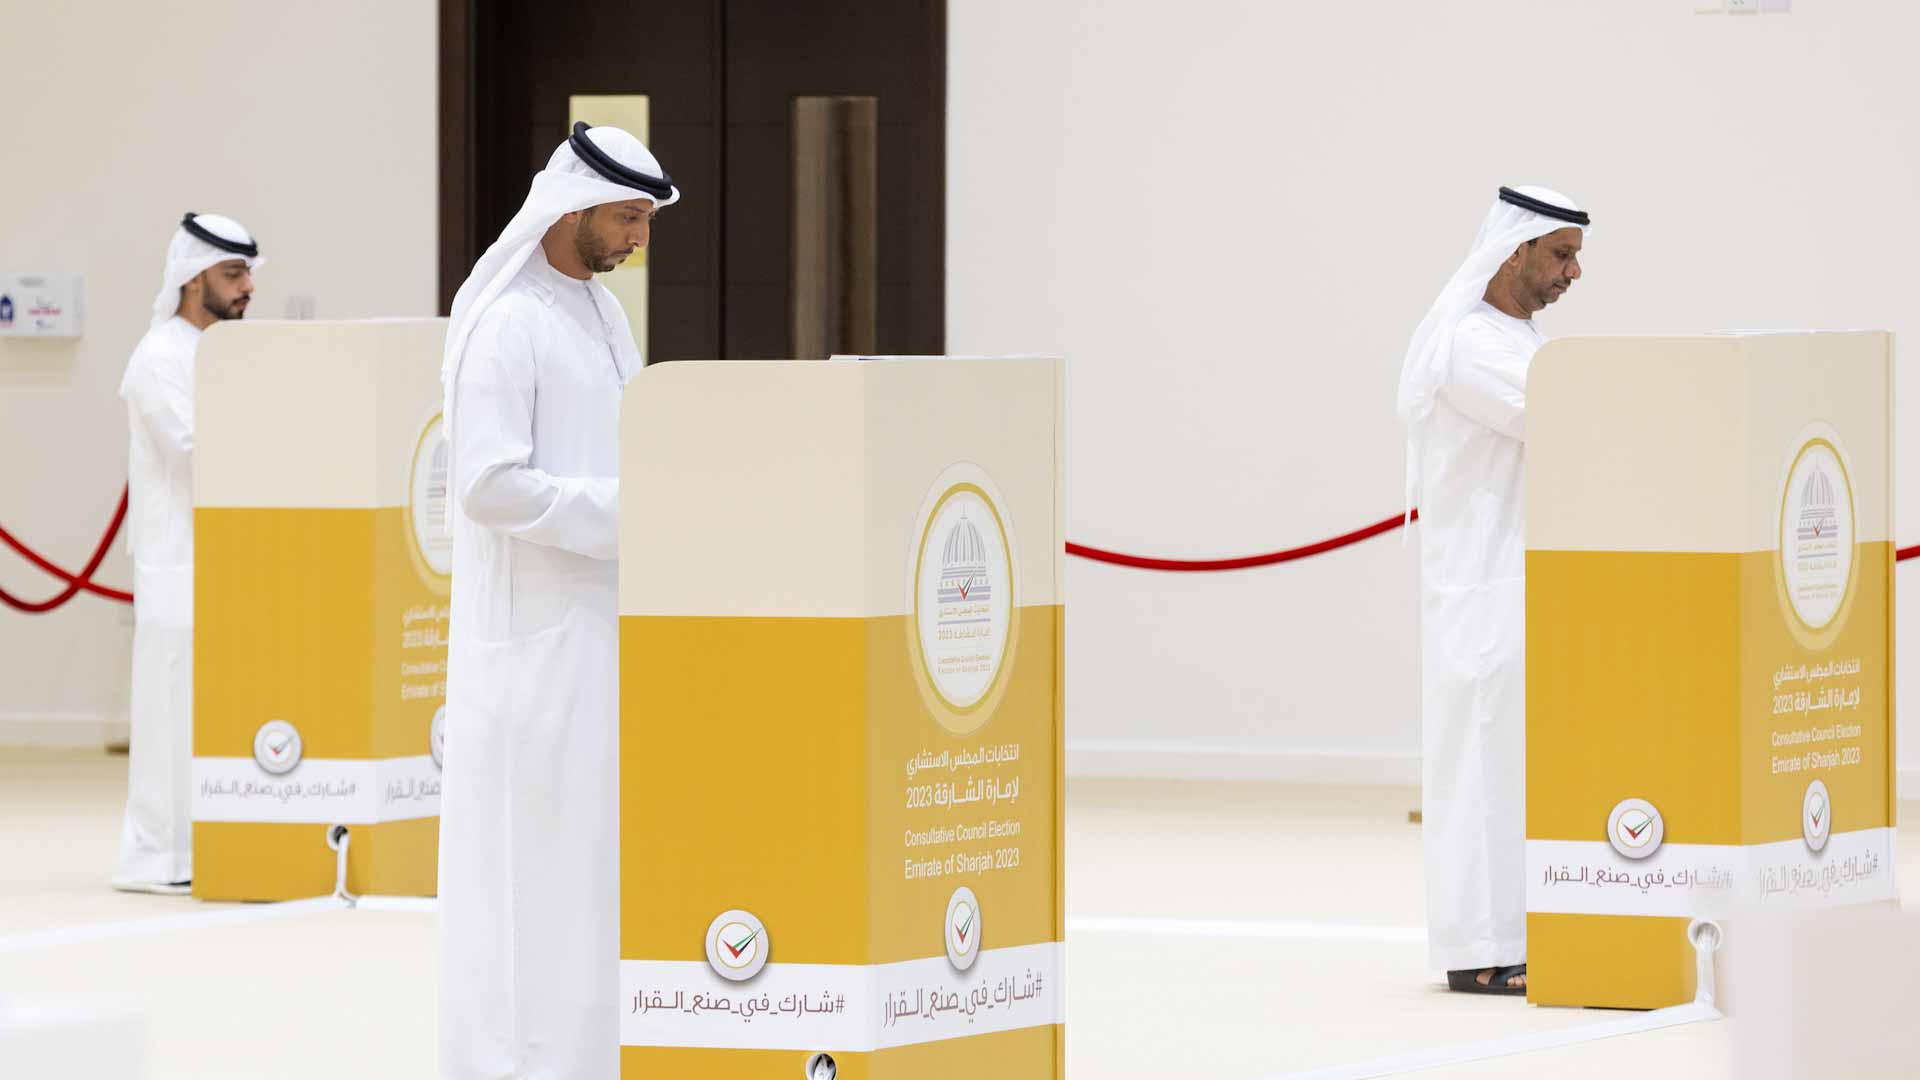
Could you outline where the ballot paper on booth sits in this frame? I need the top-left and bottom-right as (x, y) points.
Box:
(617, 357), (1065, 1078)
(192, 319), (451, 900)
(1525, 331), (1896, 1009)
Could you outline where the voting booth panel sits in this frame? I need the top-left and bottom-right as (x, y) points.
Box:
(618, 358), (1064, 1078)
(1527, 331), (1895, 1009)
(192, 319), (450, 900)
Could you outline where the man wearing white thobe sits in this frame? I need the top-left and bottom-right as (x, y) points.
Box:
(1396, 186), (1589, 995)
(438, 123), (677, 1078)
(113, 212), (261, 895)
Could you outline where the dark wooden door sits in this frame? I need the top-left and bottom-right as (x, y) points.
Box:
(441, 0), (945, 362)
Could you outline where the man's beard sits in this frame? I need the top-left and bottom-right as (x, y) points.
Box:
(574, 216), (621, 274)
(203, 292), (247, 320)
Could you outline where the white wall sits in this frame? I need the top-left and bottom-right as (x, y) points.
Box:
(6, 1), (1916, 796)
(949, 0), (1920, 790)
(0, 0), (437, 745)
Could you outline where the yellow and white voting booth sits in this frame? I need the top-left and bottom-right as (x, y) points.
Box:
(617, 357), (1064, 1077)
(192, 319), (450, 901)
(1527, 331), (1896, 1009)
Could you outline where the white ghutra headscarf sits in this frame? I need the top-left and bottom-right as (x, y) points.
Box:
(1395, 185), (1589, 518)
(149, 212), (262, 328)
(440, 123), (680, 490)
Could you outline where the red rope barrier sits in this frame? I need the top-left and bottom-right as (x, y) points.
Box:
(0, 487), (134, 612)
(1069, 510), (1920, 572)
(1067, 510), (1419, 571)
(4, 487), (1918, 608)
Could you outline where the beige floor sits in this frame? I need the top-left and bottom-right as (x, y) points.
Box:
(0, 749), (1911, 1078)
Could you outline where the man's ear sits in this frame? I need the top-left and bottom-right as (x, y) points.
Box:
(557, 210), (584, 225)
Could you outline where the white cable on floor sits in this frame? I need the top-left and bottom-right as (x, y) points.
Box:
(1273, 919), (1726, 1079)
(325, 824), (357, 906)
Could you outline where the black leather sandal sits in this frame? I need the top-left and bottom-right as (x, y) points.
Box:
(1446, 963), (1526, 995)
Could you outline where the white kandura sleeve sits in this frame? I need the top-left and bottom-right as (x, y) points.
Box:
(121, 347), (195, 457)
(453, 309), (619, 560)
(1440, 320), (1529, 442)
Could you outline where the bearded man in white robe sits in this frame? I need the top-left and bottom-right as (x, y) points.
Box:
(113, 212), (262, 895)
(438, 122), (677, 1079)
(1396, 186), (1589, 995)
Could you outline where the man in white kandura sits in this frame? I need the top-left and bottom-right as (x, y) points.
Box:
(1396, 185), (1589, 995)
(438, 122), (677, 1079)
(113, 213), (262, 895)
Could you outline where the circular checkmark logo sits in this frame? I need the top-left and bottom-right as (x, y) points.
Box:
(1607, 798), (1664, 860)
(429, 706), (447, 770)
(252, 720), (304, 776)
(944, 886), (981, 971)
(1802, 779), (1831, 853)
(705, 910), (769, 982)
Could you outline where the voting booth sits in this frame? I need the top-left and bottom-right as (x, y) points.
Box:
(1526, 331), (1896, 1009)
(192, 319), (450, 901)
(617, 357), (1065, 1078)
